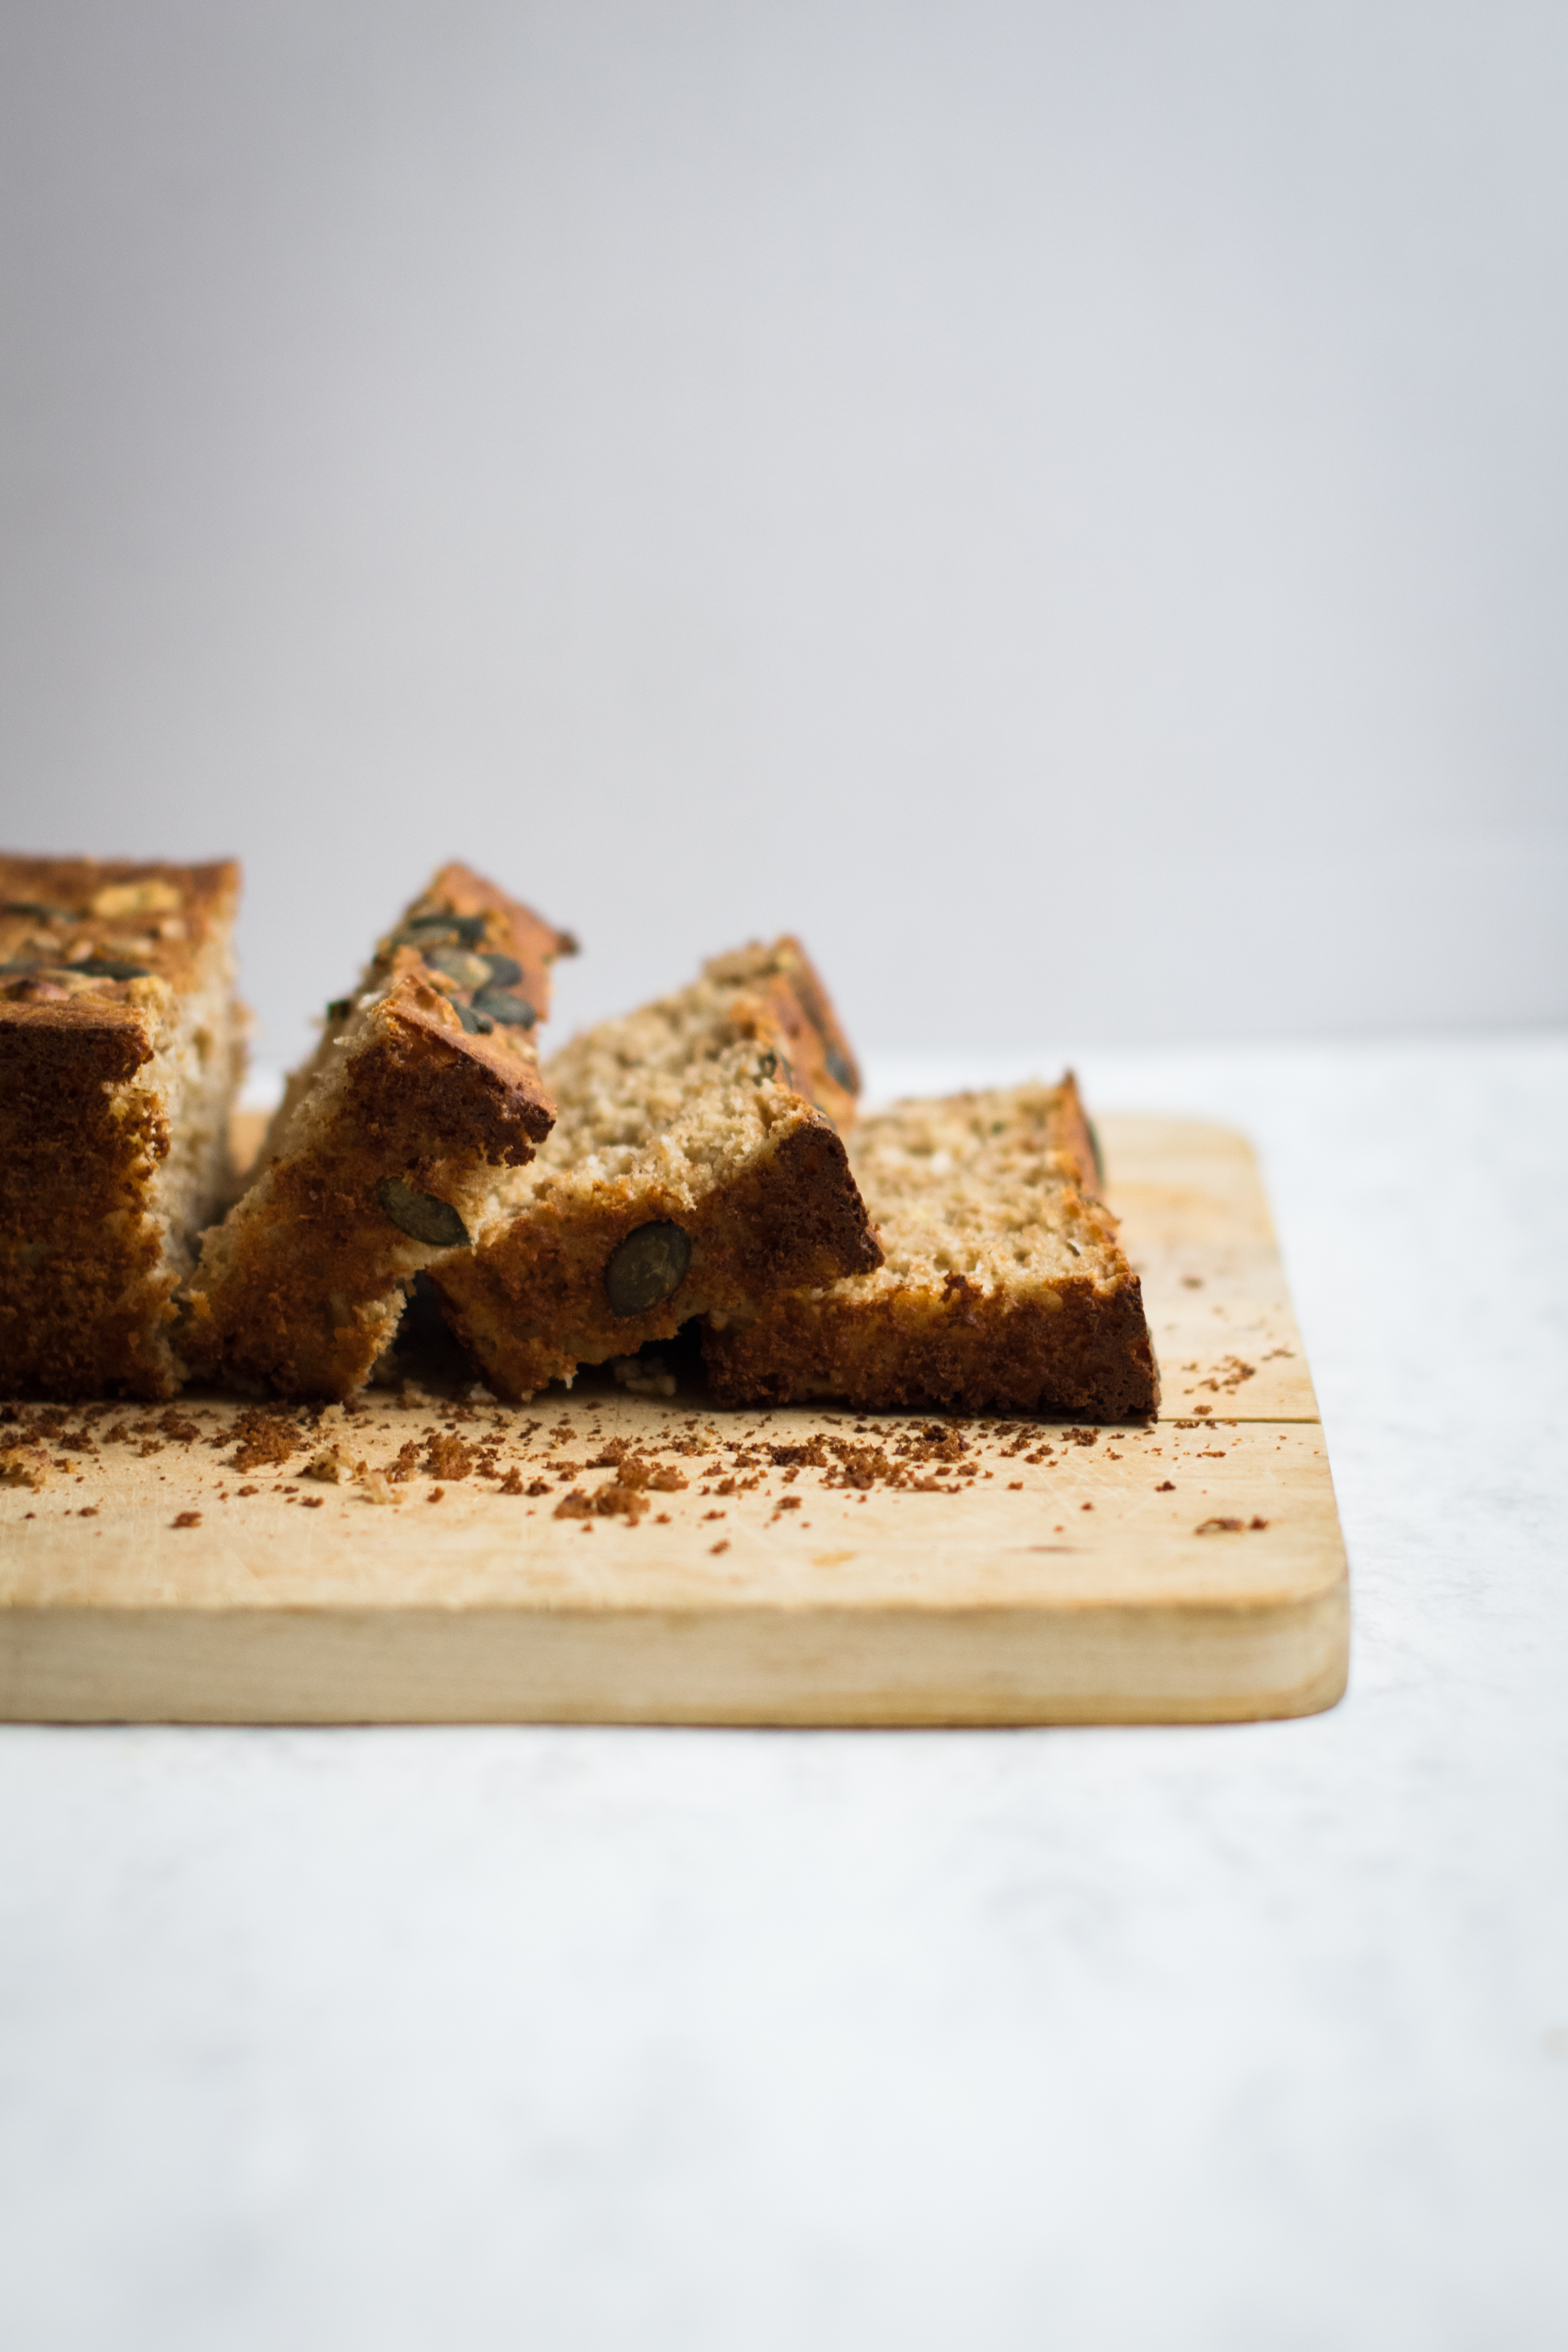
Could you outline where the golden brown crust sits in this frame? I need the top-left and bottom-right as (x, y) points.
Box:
(432, 1102), (881, 1403)
(0, 856), (243, 1399)
(182, 975), (555, 1399)
(760, 947), (861, 1127)
(1051, 1071), (1103, 1198)
(356, 862), (576, 1064)
(408, 861), (577, 1005)
(701, 939), (861, 1127)
(347, 976), (557, 1165)
(703, 1272), (1159, 1420)
(0, 855), (239, 1005)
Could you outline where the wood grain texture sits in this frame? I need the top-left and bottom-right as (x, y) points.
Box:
(0, 1115), (1348, 1725)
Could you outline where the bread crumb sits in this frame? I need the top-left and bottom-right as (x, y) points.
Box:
(0, 1442), (51, 1490)
(304, 1444), (359, 1483)
(230, 1410), (297, 1472)
(424, 1433), (475, 1481)
(554, 1480), (649, 1522)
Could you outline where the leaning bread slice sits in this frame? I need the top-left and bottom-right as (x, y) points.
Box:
(701, 1079), (1160, 1420)
(0, 854), (245, 1398)
(697, 937), (863, 1128)
(181, 865), (573, 1399)
(428, 947), (882, 1401)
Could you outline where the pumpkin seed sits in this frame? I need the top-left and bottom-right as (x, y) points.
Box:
(481, 953), (522, 988)
(423, 945), (492, 989)
(825, 1041), (857, 1095)
(392, 912), (487, 951)
(604, 1221), (691, 1317)
(374, 1177), (470, 1249)
(454, 1002), (495, 1035)
(1086, 1117), (1105, 1190)
(471, 987), (536, 1028)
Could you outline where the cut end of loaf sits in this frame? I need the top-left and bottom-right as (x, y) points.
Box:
(0, 855), (244, 1396)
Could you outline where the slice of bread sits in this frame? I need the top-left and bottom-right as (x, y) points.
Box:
(701, 1078), (1160, 1420)
(428, 942), (881, 1401)
(0, 854), (245, 1397)
(181, 865), (573, 1399)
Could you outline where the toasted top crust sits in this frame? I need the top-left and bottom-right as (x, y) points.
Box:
(256, 861), (572, 1185)
(0, 855), (240, 1022)
(355, 862), (577, 1057)
(1042, 1071), (1102, 1198)
(701, 937), (861, 1126)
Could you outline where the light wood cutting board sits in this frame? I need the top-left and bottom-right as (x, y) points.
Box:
(0, 1116), (1347, 1725)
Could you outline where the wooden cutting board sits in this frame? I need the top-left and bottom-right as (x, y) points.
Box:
(0, 1116), (1347, 1726)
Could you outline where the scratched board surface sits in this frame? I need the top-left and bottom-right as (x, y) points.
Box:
(0, 1117), (1347, 1725)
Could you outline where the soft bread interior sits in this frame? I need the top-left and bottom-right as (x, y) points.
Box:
(839, 1087), (1129, 1299)
(457, 969), (801, 1245)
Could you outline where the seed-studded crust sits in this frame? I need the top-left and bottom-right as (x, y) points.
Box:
(362, 861), (577, 1049)
(429, 974), (881, 1402)
(701, 939), (862, 1128)
(0, 855), (243, 1399)
(701, 1080), (1159, 1421)
(183, 867), (571, 1400)
(0, 854), (239, 1000)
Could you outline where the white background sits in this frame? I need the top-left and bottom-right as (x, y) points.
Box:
(2, 1), (1565, 1069)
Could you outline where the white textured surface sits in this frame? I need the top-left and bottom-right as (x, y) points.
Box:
(2, 1034), (1566, 2351)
